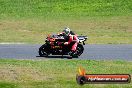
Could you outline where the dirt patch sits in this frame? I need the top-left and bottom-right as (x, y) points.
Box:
(0, 66), (52, 82)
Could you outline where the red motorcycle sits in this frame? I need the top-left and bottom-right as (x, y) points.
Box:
(39, 32), (88, 58)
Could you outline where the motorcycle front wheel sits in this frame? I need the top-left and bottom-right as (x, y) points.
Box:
(76, 44), (84, 56)
(70, 44), (84, 57)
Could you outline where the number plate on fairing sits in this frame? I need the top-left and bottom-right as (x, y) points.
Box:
(51, 46), (62, 49)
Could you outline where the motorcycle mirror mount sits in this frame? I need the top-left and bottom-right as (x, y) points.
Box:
(83, 41), (85, 45)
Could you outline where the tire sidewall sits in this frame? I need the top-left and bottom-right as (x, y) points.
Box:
(70, 44), (84, 57)
(39, 44), (50, 57)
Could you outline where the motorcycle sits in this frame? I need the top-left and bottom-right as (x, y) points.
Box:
(39, 32), (88, 58)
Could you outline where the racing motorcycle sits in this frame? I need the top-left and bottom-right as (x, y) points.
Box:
(39, 32), (88, 58)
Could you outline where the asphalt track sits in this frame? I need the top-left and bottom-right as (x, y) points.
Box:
(0, 44), (132, 60)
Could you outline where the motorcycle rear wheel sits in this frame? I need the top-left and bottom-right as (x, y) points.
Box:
(39, 44), (50, 57)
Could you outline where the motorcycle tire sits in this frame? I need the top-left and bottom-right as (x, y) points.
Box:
(39, 44), (50, 57)
(70, 44), (84, 58)
(76, 44), (84, 56)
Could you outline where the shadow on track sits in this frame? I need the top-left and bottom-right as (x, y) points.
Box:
(36, 55), (73, 59)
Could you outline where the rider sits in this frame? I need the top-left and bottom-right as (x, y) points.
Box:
(62, 27), (79, 53)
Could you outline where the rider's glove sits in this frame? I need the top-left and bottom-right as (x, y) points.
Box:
(64, 42), (68, 45)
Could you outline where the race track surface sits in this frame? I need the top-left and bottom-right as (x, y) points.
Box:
(0, 44), (132, 60)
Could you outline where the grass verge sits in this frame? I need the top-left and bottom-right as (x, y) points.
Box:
(0, 16), (132, 44)
(0, 0), (132, 44)
(0, 59), (131, 88)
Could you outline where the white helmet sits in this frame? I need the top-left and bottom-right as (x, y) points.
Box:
(63, 27), (70, 35)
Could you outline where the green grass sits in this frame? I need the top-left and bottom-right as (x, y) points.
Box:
(0, 0), (132, 19)
(0, 59), (132, 88)
(0, 0), (132, 44)
(0, 17), (132, 44)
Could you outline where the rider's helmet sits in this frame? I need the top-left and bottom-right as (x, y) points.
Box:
(63, 27), (70, 36)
